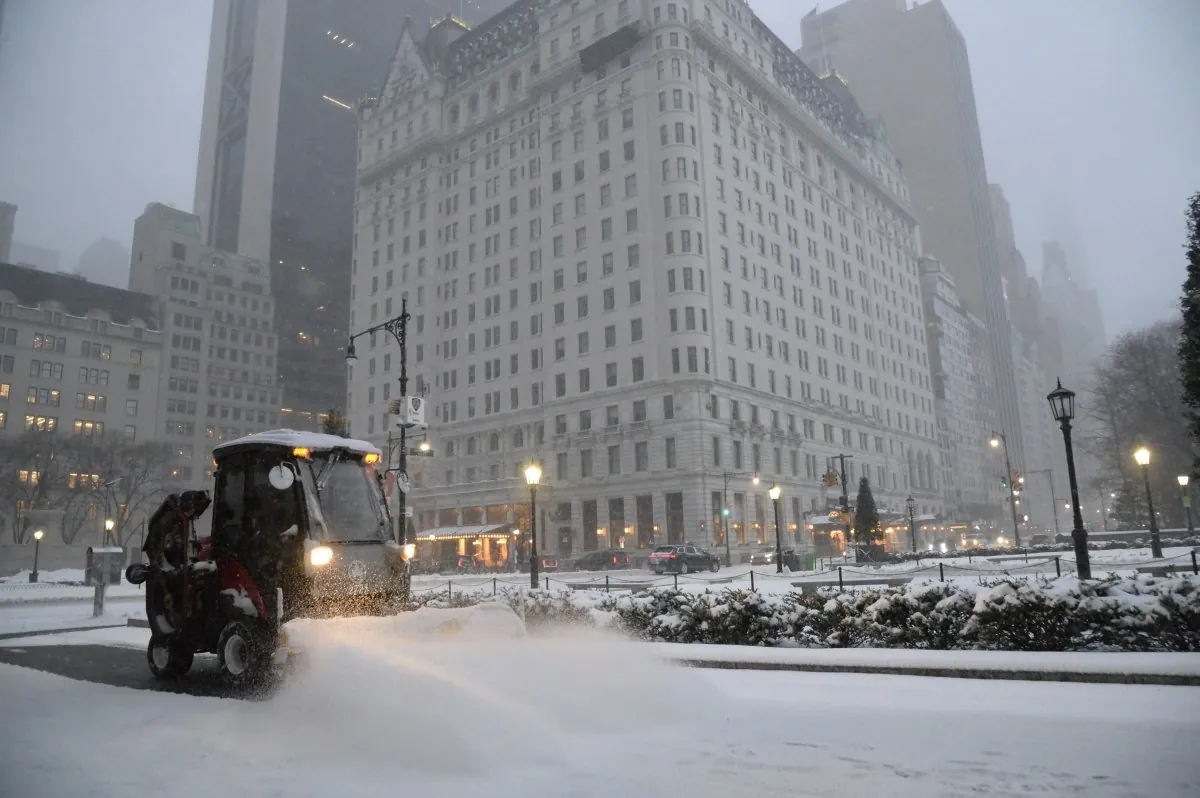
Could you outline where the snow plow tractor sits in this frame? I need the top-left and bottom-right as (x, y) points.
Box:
(126, 430), (410, 686)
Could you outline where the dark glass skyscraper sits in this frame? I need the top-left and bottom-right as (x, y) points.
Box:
(195, 0), (501, 428)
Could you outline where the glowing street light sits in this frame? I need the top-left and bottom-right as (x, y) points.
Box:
(30, 529), (44, 583)
(524, 463), (543, 589)
(768, 484), (783, 574)
(1132, 447), (1162, 558)
(1177, 474), (1195, 536)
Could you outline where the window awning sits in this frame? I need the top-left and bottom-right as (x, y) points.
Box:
(418, 524), (511, 542)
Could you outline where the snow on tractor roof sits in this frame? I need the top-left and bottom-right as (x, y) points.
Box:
(212, 429), (382, 457)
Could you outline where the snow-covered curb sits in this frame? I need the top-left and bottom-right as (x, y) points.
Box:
(655, 643), (1200, 685)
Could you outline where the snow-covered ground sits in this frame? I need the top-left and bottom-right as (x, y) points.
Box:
(0, 597), (143, 636)
(1, 617), (1197, 797)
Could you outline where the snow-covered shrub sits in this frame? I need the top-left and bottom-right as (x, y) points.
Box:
(962, 580), (1082, 651)
(503, 589), (596, 632)
(399, 574), (1200, 651)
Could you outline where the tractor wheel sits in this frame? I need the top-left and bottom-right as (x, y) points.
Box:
(147, 636), (194, 679)
(217, 621), (269, 688)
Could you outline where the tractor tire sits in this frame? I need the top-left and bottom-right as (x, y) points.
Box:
(147, 636), (194, 679)
(217, 621), (270, 688)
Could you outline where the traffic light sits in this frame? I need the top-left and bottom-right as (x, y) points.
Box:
(1013, 470), (1023, 486)
(1000, 476), (1009, 490)
(721, 507), (730, 517)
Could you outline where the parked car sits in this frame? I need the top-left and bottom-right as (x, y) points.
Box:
(651, 544), (720, 574)
(646, 545), (677, 573)
(749, 546), (801, 570)
(1029, 534), (1051, 546)
(519, 554), (561, 573)
(572, 549), (634, 571)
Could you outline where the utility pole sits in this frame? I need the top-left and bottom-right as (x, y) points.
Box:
(347, 298), (415, 567)
(829, 454), (854, 558)
(990, 431), (1022, 547)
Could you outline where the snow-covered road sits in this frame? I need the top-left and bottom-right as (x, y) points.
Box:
(1, 622), (1197, 797)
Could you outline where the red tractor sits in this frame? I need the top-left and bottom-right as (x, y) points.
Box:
(127, 430), (408, 686)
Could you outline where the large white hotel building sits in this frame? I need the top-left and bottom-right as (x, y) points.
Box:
(348, 0), (940, 562)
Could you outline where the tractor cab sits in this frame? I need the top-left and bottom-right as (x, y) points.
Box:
(210, 429), (407, 618)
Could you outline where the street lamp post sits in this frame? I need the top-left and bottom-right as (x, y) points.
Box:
(348, 299), (415, 560)
(721, 470), (760, 567)
(1178, 475), (1195, 536)
(989, 431), (1022, 548)
(1046, 380), (1091, 579)
(29, 529), (44, 583)
(1133, 447), (1163, 558)
(524, 463), (542, 590)
(769, 485), (783, 574)
(906, 496), (917, 553)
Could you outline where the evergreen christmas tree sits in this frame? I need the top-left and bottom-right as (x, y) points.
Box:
(322, 408), (349, 437)
(854, 476), (880, 559)
(1180, 192), (1200, 476)
(1109, 481), (1149, 531)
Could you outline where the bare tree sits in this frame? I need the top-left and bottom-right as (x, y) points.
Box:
(1085, 321), (1198, 527)
(83, 440), (173, 547)
(0, 434), (79, 543)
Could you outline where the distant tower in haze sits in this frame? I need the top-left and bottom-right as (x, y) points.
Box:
(0, 201), (15, 263)
(799, 0), (1026, 469)
(75, 237), (131, 287)
(192, 0), (507, 429)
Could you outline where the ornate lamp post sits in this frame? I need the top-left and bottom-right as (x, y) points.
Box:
(30, 529), (44, 583)
(1046, 380), (1091, 579)
(906, 496), (917, 553)
(524, 463), (542, 589)
(1133, 447), (1163, 558)
(1178, 475), (1195, 536)
(768, 484), (783, 574)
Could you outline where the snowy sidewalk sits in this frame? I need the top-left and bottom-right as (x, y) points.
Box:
(659, 643), (1200, 686)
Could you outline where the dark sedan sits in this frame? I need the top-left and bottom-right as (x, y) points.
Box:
(651, 545), (720, 574)
(749, 546), (801, 570)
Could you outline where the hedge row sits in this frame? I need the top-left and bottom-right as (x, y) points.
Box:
(420, 574), (1200, 652)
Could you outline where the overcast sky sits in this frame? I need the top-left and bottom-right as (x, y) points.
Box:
(0, 0), (1196, 337)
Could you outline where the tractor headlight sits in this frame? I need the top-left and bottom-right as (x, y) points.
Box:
(310, 546), (333, 567)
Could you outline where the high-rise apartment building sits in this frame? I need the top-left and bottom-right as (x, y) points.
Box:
(193, 0), (506, 429)
(799, 0), (1026, 470)
(349, 0), (941, 560)
(130, 203), (280, 489)
(918, 256), (994, 519)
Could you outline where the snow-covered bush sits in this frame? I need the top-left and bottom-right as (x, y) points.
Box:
(602, 574), (1200, 652)
(394, 574), (1198, 651)
(502, 589), (597, 632)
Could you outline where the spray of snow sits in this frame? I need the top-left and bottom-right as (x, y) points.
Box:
(241, 605), (715, 781)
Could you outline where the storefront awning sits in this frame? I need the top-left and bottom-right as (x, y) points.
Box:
(418, 524), (511, 542)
